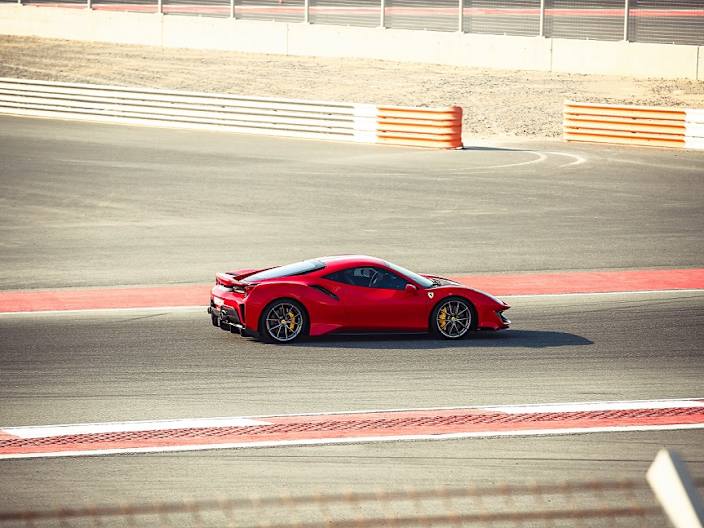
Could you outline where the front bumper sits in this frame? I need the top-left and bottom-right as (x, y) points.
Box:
(478, 308), (511, 331)
(497, 310), (511, 327)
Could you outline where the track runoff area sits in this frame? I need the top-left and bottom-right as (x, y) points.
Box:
(1, 267), (703, 459)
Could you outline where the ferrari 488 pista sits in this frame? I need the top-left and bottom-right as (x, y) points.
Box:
(208, 255), (510, 343)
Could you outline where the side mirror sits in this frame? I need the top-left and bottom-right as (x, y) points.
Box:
(405, 283), (418, 294)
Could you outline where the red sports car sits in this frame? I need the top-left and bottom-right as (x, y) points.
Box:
(208, 255), (510, 343)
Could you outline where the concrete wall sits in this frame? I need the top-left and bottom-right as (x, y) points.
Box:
(1, 4), (701, 80)
(551, 39), (701, 80)
(0, 4), (162, 45)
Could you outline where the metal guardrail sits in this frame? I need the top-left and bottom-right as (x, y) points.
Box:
(0, 78), (463, 149)
(564, 101), (704, 150)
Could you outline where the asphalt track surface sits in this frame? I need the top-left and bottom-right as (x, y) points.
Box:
(1, 116), (703, 289)
(1, 291), (703, 511)
(0, 115), (703, 517)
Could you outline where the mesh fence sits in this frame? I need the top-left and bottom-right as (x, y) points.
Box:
(310, 0), (380, 27)
(8, 0), (704, 45)
(628, 0), (704, 46)
(384, 0), (459, 32)
(163, 0), (230, 17)
(90, 0), (158, 12)
(2, 479), (702, 528)
(544, 0), (625, 41)
(463, 0), (540, 37)
(235, 0), (304, 22)
(20, 0), (87, 6)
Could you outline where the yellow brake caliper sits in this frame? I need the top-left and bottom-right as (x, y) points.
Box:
(287, 310), (297, 331)
(438, 307), (448, 330)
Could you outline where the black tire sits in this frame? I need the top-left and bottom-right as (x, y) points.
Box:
(211, 313), (219, 327)
(430, 296), (476, 340)
(259, 299), (308, 344)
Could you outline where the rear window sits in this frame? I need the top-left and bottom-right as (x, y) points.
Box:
(245, 260), (325, 282)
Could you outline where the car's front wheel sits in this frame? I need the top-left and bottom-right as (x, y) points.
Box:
(431, 297), (474, 339)
(260, 299), (307, 344)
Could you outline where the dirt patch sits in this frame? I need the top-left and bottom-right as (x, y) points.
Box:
(1, 34), (703, 139)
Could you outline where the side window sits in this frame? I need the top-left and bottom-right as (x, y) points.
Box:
(325, 267), (407, 290)
(369, 269), (407, 290)
(324, 267), (376, 288)
(323, 270), (348, 285)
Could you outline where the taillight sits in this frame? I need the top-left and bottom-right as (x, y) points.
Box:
(233, 284), (255, 296)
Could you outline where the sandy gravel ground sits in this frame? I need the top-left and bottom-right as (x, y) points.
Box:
(1, 35), (703, 138)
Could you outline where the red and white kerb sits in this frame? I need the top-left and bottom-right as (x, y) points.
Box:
(1, 399), (703, 460)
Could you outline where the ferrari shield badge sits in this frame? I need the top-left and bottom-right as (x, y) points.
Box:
(428, 292), (434, 299)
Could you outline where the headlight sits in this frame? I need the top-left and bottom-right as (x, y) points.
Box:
(475, 289), (507, 306)
(213, 296), (224, 306)
(487, 293), (506, 305)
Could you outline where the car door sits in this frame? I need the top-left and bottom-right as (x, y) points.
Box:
(366, 267), (430, 331)
(322, 266), (429, 332)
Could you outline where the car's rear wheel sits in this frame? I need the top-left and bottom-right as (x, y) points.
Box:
(431, 297), (474, 339)
(260, 299), (307, 344)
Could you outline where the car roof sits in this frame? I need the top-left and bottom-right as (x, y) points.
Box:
(318, 255), (388, 269)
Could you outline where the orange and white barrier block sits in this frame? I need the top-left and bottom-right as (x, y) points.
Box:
(564, 101), (704, 150)
(354, 104), (463, 149)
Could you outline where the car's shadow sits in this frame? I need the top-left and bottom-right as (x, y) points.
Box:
(286, 330), (592, 349)
(458, 146), (527, 152)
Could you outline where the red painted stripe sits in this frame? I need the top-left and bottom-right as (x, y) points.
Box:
(450, 268), (704, 296)
(23, 4), (704, 17)
(0, 285), (207, 313)
(2, 406), (703, 457)
(0, 269), (701, 313)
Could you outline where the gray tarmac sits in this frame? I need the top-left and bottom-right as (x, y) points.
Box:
(0, 116), (703, 519)
(1, 291), (703, 425)
(0, 116), (703, 289)
(1, 291), (702, 512)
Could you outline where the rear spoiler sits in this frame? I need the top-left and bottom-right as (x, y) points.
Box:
(222, 267), (276, 281)
(215, 266), (276, 287)
(215, 273), (246, 288)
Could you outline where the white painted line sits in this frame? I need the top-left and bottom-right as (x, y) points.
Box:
(501, 288), (704, 300)
(485, 400), (704, 414)
(5, 398), (700, 432)
(2, 423), (703, 460)
(2, 417), (272, 439)
(235, 397), (704, 420)
(448, 151), (548, 171)
(0, 305), (205, 316)
(542, 151), (588, 167)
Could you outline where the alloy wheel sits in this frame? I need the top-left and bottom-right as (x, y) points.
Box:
(265, 302), (304, 342)
(436, 299), (472, 338)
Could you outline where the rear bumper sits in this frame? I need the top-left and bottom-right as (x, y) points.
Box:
(208, 303), (256, 337)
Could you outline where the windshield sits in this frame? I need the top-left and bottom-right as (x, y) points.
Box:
(246, 259), (325, 282)
(385, 261), (434, 288)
